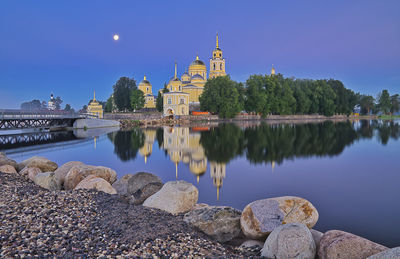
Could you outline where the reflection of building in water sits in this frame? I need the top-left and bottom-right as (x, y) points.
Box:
(210, 162), (226, 200)
(139, 129), (156, 164)
(163, 127), (207, 181)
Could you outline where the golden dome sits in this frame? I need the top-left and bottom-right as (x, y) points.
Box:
(190, 55), (206, 68)
(139, 75), (151, 86)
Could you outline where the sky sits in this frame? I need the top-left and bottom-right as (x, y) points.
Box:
(1, 0), (399, 109)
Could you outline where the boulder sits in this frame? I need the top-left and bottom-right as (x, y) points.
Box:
(240, 240), (264, 249)
(143, 180), (198, 215)
(0, 165), (17, 174)
(184, 206), (242, 242)
(20, 167), (42, 181)
(0, 153), (18, 169)
(262, 223), (316, 259)
(310, 229), (324, 252)
(75, 175), (117, 194)
(240, 196), (318, 239)
(64, 164), (117, 190)
(318, 230), (387, 259)
(126, 172), (163, 205)
(112, 174), (134, 195)
(17, 156), (58, 172)
(367, 247), (400, 259)
(54, 161), (85, 187)
(34, 172), (61, 191)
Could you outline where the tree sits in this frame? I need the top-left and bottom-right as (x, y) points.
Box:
(390, 94), (400, 115)
(131, 89), (145, 111)
(64, 104), (72, 111)
(359, 95), (375, 115)
(80, 105), (88, 113)
(199, 76), (241, 118)
(156, 84), (169, 112)
(244, 75), (268, 115)
(20, 100), (42, 110)
(54, 97), (63, 110)
(113, 77), (137, 111)
(105, 95), (113, 113)
(378, 90), (391, 114)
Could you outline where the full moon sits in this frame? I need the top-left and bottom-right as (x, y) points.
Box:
(113, 34), (119, 41)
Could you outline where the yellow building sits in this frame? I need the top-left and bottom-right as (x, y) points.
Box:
(163, 33), (227, 107)
(87, 91), (104, 118)
(163, 63), (190, 116)
(210, 162), (226, 200)
(138, 76), (156, 109)
(209, 33), (226, 79)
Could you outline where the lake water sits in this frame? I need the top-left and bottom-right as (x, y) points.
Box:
(2, 120), (399, 247)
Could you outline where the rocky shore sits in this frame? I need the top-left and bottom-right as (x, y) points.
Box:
(1, 152), (398, 259)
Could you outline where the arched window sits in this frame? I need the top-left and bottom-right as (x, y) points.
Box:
(214, 53), (216, 57)
(213, 64), (216, 70)
(219, 53), (221, 57)
(220, 64), (223, 70)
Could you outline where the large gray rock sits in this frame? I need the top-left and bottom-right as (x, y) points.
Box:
(184, 206), (242, 242)
(143, 180), (198, 215)
(54, 161), (85, 188)
(0, 153), (18, 169)
(310, 229), (324, 252)
(75, 175), (117, 194)
(34, 172), (61, 191)
(64, 164), (117, 190)
(17, 156), (58, 172)
(262, 223), (316, 259)
(126, 172), (163, 205)
(318, 230), (387, 259)
(0, 164), (17, 174)
(240, 196), (318, 239)
(112, 174), (134, 195)
(367, 247), (400, 259)
(20, 166), (42, 181)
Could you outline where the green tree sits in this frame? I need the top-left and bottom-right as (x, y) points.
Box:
(199, 76), (241, 118)
(359, 95), (375, 115)
(54, 96), (63, 110)
(156, 84), (169, 112)
(390, 94), (400, 114)
(64, 104), (72, 111)
(378, 90), (391, 114)
(244, 75), (268, 115)
(105, 95), (113, 113)
(113, 77), (137, 111)
(131, 89), (145, 111)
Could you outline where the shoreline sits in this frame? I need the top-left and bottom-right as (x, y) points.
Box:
(1, 153), (397, 258)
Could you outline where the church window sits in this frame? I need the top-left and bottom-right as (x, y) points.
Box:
(147, 87), (149, 92)
(219, 53), (221, 57)
(168, 98), (172, 104)
(180, 98), (185, 104)
(213, 64), (216, 70)
(179, 85), (181, 91)
(214, 53), (216, 57)
(182, 108), (185, 114)
(220, 64), (223, 70)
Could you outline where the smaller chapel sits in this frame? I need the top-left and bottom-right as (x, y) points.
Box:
(87, 91), (104, 118)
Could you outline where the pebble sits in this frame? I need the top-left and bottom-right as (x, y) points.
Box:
(0, 172), (260, 258)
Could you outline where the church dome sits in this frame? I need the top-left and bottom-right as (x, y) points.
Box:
(189, 55), (206, 68)
(191, 74), (204, 80)
(181, 71), (191, 83)
(139, 76), (151, 86)
(169, 77), (181, 84)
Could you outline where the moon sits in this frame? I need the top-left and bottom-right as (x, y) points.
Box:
(113, 34), (119, 41)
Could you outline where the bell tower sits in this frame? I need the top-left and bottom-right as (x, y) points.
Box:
(209, 33), (226, 79)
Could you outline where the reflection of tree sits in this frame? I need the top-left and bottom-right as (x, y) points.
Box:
(156, 128), (164, 148)
(200, 124), (244, 163)
(107, 129), (145, 161)
(198, 120), (400, 165)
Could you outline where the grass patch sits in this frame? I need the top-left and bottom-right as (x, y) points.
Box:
(379, 115), (400, 120)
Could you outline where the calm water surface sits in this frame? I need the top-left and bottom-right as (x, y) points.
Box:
(2, 120), (400, 247)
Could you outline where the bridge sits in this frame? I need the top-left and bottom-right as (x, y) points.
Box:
(0, 109), (94, 130)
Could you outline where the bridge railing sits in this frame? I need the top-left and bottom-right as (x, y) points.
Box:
(0, 109), (87, 120)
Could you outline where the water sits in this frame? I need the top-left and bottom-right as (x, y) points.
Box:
(2, 120), (400, 247)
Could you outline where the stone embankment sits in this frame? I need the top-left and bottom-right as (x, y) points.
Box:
(1, 152), (398, 258)
(106, 112), (375, 129)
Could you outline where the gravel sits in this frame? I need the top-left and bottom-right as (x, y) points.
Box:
(0, 172), (262, 258)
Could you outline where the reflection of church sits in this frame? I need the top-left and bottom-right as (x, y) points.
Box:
(163, 127), (208, 182)
(139, 128), (156, 164)
(210, 162), (226, 200)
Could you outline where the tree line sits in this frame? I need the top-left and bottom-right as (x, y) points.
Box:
(105, 77), (146, 112)
(20, 96), (74, 112)
(200, 74), (400, 118)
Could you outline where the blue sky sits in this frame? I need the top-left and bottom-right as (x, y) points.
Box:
(1, 0), (399, 109)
